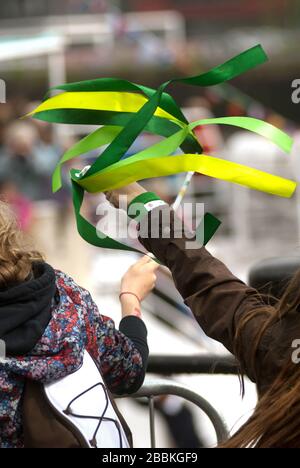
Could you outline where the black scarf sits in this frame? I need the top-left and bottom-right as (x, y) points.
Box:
(0, 262), (56, 356)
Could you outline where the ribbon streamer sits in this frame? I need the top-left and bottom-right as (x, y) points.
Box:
(74, 153), (296, 197)
(28, 44), (296, 255)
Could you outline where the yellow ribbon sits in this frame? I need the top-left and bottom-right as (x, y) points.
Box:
(28, 91), (182, 125)
(75, 153), (296, 198)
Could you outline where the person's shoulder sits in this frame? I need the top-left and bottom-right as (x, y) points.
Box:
(54, 269), (92, 304)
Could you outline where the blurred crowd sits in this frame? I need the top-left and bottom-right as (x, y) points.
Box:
(0, 100), (72, 231)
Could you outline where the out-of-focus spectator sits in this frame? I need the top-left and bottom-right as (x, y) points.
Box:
(24, 102), (63, 199)
(0, 121), (42, 200)
(0, 179), (33, 231)
(183, 96), (223, 154)
(0, 117), (63, 201)
(33, 121), (61, 175)
(0, 102), (14, 157)
(155, 395), (205, 448)
(135, 394), (205, 448)
(0, 121), (7, 157)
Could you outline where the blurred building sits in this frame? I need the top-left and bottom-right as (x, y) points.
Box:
(0, 0), (299, 120)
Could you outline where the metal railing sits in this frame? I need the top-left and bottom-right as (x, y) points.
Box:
(118, 377), (229, 448)
(117, 354), (238, 448)
(147, 353), (239, 375)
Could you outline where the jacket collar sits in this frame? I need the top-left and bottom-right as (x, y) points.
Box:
(0, 262), (56, 356)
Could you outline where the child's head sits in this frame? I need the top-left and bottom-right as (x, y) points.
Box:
(0, 201), (42, 289)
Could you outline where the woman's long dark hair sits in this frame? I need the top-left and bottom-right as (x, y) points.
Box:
(222, 270), (300, 448)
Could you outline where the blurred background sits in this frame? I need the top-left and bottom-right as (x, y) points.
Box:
(0, 0), (300, 448)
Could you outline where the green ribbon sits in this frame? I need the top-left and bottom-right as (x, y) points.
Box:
(28, 44), (294, 256)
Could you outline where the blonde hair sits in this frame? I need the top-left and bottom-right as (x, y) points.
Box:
(0, 201), (43, 288)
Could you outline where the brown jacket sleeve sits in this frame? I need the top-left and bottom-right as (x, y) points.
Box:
(138, 206), (274, 387)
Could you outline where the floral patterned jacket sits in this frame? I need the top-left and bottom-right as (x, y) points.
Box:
(0, 269), (147, 448)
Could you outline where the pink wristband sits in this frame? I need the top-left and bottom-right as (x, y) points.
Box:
(119, 292), (142, 318)
(119, 291), (141, 303)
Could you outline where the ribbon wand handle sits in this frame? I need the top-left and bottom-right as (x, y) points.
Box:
(171, 171), (194, 212)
